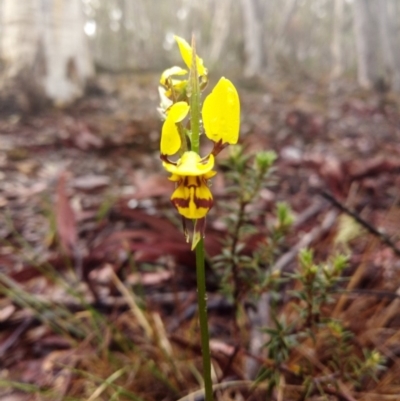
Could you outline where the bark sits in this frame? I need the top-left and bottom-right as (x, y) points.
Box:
(208, 0), (232, 66)
(94, 1), (121, 71)
(268, 0), (299, 72)
(93, 2), (108, 70)
(352, 0), (381, 89)
(128, 0), (152, 70)
(330, 0), (344, 80)
(390, 9), (400, 92)
(378, 0), (400, 92)
(239, 0), (264, 78)
(276, 0), (299, 40)
(0, 0), (93, 111)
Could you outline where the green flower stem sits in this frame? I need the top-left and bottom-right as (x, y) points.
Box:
(177, 122), (188, 155)
(190, 36), (213, 401)
(195, 239), (213, 401)
(189, 37), (201, 153)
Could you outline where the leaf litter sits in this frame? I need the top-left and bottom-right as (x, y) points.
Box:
(0, 74), (399, 400)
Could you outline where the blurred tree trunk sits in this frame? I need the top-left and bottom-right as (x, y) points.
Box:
(377, 0), (400, 92)
(330, 0), (344, 81)
(125, 0), (152, 70)
(276, 0), (299, 40)
(240, 0), (264, 78)
(94, 2), (109, 70)
(352, 0), (381, 89)
(208, 0), (232, 66)
(0, 0), (93, 112)
(268, 0), (299, 72)
(389, 1), (400, 91)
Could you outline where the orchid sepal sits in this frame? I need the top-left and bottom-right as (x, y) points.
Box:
(202, 77), (240, 145)
(174, 35), (208, 78)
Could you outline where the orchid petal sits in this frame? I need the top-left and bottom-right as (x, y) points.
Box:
(192, 218), (206, 250)
(160, 101), (189, 155)
(163, 151), (215, 176)
(160, 66), (188, 86)
(171, 176), (213, 220)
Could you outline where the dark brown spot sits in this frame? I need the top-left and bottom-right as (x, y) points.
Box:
(160, 154), (176, 165)
(172, 197), (190, 208)
(194, 217), (206, 237)
(211, 139), (228, 156)
(193, 196), (213, 209)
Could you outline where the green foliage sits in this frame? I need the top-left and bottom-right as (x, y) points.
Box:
(259, 251), (385, 397)
(213, 145), (284, 305)
(213, 147), (384, 397)
(288, 249), (347, 326)
(2, 124), (388, 400)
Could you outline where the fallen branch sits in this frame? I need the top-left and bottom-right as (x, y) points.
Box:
(272, 209), (338, 274)
(320, 190), (400, 257)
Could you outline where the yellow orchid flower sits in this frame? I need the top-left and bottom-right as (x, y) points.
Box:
(162, 151), (215, 176)
(163, 151), (216, 248)
(174, 35), (208, 78)
(159, 36), (208, 107)
(163, 152), (216, 219)
(160, 66), (189, 101)
(158, 86), (173, 115)
(202, 77), (240, 146)
(169, 172), (215, 220)
(163, 151), (215, 223)
(160, 66), (188, 86)
(158, 35), (240, 249)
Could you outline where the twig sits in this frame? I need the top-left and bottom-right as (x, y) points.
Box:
(292, 199), (328, 229)
(320, 190), (400, 257)
(0, 317), (34, 357)
(272, 209), (338, 274)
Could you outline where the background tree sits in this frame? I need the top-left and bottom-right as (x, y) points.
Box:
(208, 0), (232, 66)
(377, 0), (400, 91)
(330, 0), (344, 81)
(0, 0), (93, 112)
(239, 0), (265, 78)
(2, 0), (400, 97)
(352, 0), (382, 89)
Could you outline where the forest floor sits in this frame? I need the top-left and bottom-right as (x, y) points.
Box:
(1, 73), (400, 401)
